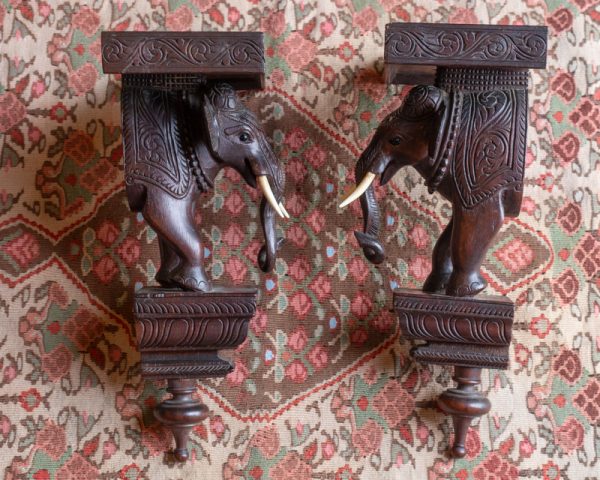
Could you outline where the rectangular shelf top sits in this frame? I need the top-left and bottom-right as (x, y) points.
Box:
(101, 31), (265, 88)
(384, 23), (547, 85)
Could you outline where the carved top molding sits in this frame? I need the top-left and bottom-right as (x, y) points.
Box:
(393, 288), (514, 320)
(134, 287), (258, 317)
(101, 31), (264, 88)
(385, 23), (547, 70)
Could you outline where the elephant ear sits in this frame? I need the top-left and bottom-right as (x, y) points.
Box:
(202, 89), (221, 156)
(425, 87), (449, 162)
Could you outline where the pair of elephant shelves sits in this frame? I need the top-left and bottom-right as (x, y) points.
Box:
(100, 22), (548, 462)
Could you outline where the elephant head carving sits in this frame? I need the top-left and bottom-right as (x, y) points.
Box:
(341, 84), (527, 297)
(122, 79), (288, 292)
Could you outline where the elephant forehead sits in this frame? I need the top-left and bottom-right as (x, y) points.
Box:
(397, 85), (443, 120)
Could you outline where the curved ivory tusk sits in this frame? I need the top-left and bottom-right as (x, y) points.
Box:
(279, 202), (291, 219)
(258, 176), (285, 218)
(339, 172), (376, 209)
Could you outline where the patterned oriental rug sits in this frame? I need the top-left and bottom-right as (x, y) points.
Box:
(0, 1), (599, 479)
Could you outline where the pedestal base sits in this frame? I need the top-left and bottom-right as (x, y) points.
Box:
(394, 288), (513, 458)
(134, 286), (257, 461)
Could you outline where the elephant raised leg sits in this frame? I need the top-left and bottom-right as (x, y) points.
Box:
(142, 192), (211, 292)
(447, 197), (504, 297)
(423, 218), (454, 293)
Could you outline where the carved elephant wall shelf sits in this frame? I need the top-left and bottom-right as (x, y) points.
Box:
(101, 31), (288, 461)
(100, 23), (548, 463)
(340, 22), (547, 457)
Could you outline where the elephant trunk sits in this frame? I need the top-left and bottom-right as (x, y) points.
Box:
(354, 142), (385, 264)
(257, 152), (285, 272)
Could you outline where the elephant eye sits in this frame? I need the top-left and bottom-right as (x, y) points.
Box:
(239, 132), (252, 143)
(389, 136), (403, 146)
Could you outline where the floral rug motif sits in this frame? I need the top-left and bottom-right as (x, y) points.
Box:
(1, 1), (599, 479)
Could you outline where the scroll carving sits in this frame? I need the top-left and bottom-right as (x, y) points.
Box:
(102, 32), (264, 73)
(385, 24), (547, 69)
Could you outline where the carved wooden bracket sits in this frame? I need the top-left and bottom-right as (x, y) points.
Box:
(379, 23), (547, 458)
(102, 31), (269, 462)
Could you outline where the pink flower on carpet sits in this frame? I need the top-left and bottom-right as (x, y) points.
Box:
(408, 255), (431, 281)
(193, 0), (219, 12)
(93, 255), (118, 284)
(303, 144), (327, 169)
(278, 32), (317, 72)
(64, 307), (104, 351)
(225, 257), (248, 283)
(251, 425), (280, 459)
(287, 158), (307, 183)
(287, 225), (308, 248)
(0, 231), (40, 269)
(352, 419), (383, 456)
(226, 358), (248, 386)
(96, 221), (119, 246)
(72, 6), (100, 36)
(351, 291), (372, 318)
(557, 202), (582, 235)
(353, 7), (377, 34)
(288, 257), (310, 282)
(449, 8), (478, 24)
(473, 452), (518, 480)
(287, 326), (308, 352)
(290, 291), (312, 318)
(306, 210), (325, 234)
(141, 426), (172, 457)
(41, 344), (71, 381)
(553, 132), (580, 165)
(308, 343), (328, 370)
(464, 428), (482, 459)
(552, 348), (582, 384)
(261, 11), (286, 38)
(269, 451), (312, 480)
(69, 63), (98, 95)
(224, 191), (245, 215)
(165, 5), (193, 31)
(309, 274), (331, 301)
(285, 359), (308, 383)
(373, 380), (413, 427)
(493, 238), (534, 273)
(63, 129), (95, 166)
(36, 420), (66, 461)
(556, 416), (584, 452)
(547, 8), (574, 33)
(550, 71), (576, 102)
(408, 224), (430, 250)
(0, 92), (26, 133)
(552, 268), (579, 305)
(19, 388), (41, 412)
(117, 237), (141, 267)
(348, 256), (369, 283)
(223, 224), (244, 248)
(284, 127), (309, 150)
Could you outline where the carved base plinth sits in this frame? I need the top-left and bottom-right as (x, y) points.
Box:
(134, 286), (257, 461)
(393, 288), (513, 458)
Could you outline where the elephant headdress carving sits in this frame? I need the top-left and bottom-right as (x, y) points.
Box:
(122, 78), (288, 292)
(340, 83), (527, 297)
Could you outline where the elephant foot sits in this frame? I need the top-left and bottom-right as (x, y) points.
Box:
(171, 265), (212, 292)
(156, 268), (177, 288)
(446, 271), (487, 297)
(423, 270), (452, 294)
